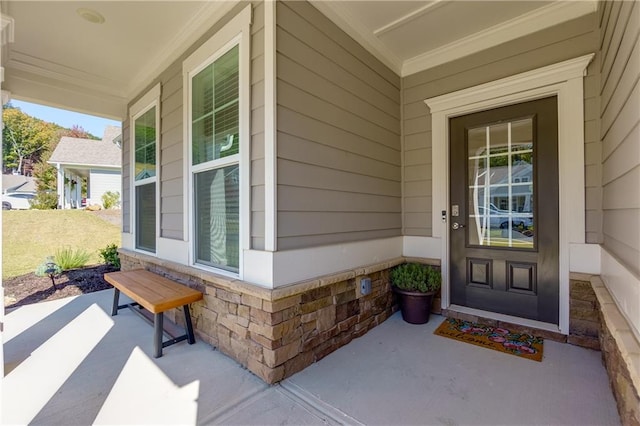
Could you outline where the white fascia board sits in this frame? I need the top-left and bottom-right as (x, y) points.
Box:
(6, 72), (127, 120)
(402, 1), (597, 77)
(46, 162), (120, 170)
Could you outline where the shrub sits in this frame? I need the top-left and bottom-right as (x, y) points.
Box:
(99, 243), (121, 269)
(30, 191), (58, 210)
(54, 247), (91, 271)
(390, 263), (441, 293)
(102, 191), (120, 209)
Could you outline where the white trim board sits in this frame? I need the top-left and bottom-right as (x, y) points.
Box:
(424, 54), (594, 335)
(569, 243), (601, 275)
(181, 5), (252, 279)
(264, 0), (277, 252)
(402, 1), (596, 76)
(129, 82), (161, 256)
(310, 1), (595, 78)
(601, 247), (640, 342)
(243, 237), (404, 288)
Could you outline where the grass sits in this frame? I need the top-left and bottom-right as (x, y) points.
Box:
(2, 210), (121, 279)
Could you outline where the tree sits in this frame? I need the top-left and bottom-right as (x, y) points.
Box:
(63, 124), (97, 140)
(2, 106), (59, 175)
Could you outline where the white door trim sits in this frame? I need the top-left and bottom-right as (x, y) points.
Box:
(424, 54), (594, 334)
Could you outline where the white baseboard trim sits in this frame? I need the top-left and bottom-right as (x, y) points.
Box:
(243, 249), (274, 287)
(601, 247), (640, 341)
(403, 236), (441, 259)
(271, 237), (404, 288)
(157, 238), (189, 265)
(569, 243), (601, 274)
(121, 232), (133, 250)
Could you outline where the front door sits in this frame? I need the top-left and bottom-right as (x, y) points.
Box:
(449, 97), (559, 324)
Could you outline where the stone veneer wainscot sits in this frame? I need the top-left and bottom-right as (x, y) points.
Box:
(118, 250), (441, 383)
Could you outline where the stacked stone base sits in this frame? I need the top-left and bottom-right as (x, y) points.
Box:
(569, 275), (600, 349)
(119, 250), (417, 383)
(591, 277), (640, 426)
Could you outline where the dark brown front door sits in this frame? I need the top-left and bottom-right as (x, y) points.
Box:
(449, 97), (559, 324)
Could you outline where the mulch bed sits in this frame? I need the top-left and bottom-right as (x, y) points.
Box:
(4, 264), (118, 310)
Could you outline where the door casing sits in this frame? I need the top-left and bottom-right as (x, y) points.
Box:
(424, 54), (594, 335)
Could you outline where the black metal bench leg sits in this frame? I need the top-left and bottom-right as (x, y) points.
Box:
(183, 305), (195, 344)
(111, 288), (120, 316)
(154, 313), (163, 358)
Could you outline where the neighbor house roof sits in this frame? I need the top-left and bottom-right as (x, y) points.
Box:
(49, 129), (122, 168)
(102, 125), (122, 146)
(2, 174), (36, 193)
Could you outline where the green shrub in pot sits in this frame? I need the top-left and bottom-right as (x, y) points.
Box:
(390, 263), (441, 324)
(390, 263), (441, 293)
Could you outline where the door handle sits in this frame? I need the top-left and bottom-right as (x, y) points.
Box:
(452, 222), (466, 230)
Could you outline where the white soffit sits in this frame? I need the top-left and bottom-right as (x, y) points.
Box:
(2, 1), (239, 119)
(127, 1), (239, 101)
(312, 0), (597, 78)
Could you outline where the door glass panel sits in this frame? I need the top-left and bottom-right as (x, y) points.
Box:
(468, 118), (534, 249)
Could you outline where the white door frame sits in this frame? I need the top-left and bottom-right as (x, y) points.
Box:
(424, 54), (594, 335)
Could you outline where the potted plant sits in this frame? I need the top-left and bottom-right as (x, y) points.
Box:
(390, 263), (441, 324)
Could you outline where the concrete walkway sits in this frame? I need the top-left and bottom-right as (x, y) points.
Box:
(3, 290), (620, 425)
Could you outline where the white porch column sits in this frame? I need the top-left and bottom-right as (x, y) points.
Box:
(56, 163), (64, 209)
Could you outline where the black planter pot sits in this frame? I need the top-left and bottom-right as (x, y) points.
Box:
(392, 288), (437, 324)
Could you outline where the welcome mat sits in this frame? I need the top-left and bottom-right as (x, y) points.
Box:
(434, 318), (544, 362)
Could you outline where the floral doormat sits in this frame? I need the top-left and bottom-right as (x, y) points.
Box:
(434, 318), (544, 362)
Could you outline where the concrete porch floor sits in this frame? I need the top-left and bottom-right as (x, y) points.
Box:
(3, 290), (620, 425)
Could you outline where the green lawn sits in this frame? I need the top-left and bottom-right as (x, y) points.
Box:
(2, 210), (121, 279)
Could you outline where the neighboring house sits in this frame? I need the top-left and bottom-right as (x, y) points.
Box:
(48, 126), (122, 209)
(2, 1), (638, 419)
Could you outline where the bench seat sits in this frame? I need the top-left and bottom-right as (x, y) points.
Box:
(105, 269), (203, 357)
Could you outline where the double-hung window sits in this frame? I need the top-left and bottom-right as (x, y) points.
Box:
(131, 84), (160, 253)
(184, 6), (250, 275)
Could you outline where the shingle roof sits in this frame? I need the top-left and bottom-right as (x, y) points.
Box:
(2, 174), (36, 193)
(102, 125), (121, 145)
(49, 128), (122, 168)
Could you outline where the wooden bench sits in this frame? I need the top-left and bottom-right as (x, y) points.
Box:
(104, 269), (203, 358)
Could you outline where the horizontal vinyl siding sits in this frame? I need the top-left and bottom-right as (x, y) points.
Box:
(402, 13), (598, 237)
(158, 60), (183, 240)
(89, 169), (121, 208)
(276, 1), (401, 250)
(600, 0), (640, 276)
(123, 1), (264, 244)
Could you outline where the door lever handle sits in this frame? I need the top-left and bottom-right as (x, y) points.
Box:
(452, 222), (465, 230)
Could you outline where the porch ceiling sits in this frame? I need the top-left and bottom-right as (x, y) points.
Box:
(0, 0), (596, 121)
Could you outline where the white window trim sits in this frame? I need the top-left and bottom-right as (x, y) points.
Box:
(182, 5), (251, 279)
(424, 54), (594, 335)
(130, 82), (161, 255)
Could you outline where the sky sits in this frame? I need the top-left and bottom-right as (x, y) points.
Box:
(9, 100), (121, 139)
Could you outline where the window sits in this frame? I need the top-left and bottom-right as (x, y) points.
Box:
(130, 84), (160, 253)
(184, 6), (250, 275)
